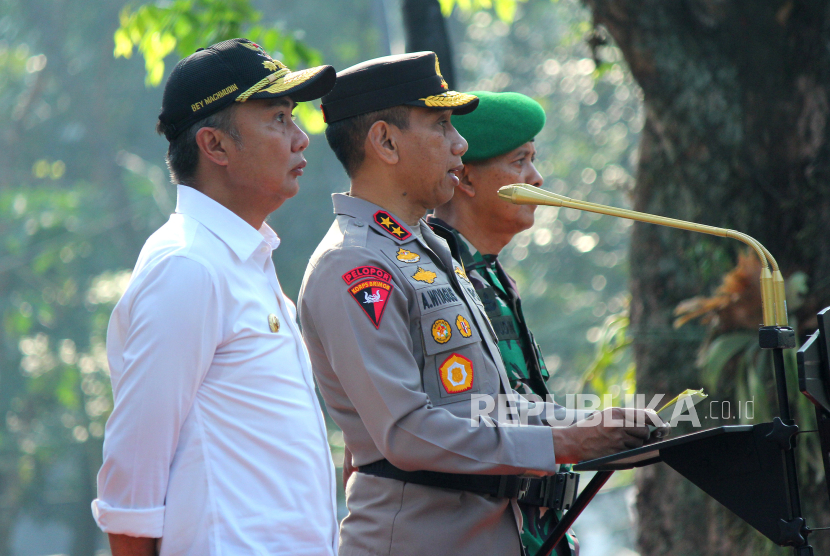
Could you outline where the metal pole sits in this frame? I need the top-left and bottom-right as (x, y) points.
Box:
(537, 471), (614, 556)
(772, 347), (804, 523)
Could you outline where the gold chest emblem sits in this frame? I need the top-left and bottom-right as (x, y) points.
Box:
(456, 315), (472, 338)
(396, 248), (421, 263)
(268, 314), (280, 333)
(431, 319), (452, 344)
(412, 266), (438, 284)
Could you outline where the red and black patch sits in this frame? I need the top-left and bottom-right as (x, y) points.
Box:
(373, 210), (412, 241)
(347, 277), (394, 328)
(342, 265), (392, 285)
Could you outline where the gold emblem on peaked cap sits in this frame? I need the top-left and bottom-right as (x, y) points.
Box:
(435, 56), (448, 89)
(241, 41), (264, 52)
(262, 59), (287, 72)
(420, 91), (479, 108)
(268, 313), (280, 333)
(412, 267), (438, 284)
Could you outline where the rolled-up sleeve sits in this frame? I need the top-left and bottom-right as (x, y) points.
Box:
(92, 255), (220, 538)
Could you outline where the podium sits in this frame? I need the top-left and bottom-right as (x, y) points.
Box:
(536, 309), (830, 556)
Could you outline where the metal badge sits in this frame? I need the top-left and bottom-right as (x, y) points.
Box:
(268, 313), (280, 333)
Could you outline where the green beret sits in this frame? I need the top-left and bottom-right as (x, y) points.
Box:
(451, 91), (545, 162)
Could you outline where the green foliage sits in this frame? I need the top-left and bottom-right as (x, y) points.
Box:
(114, 0), (325, 129)
(440, 0), (529, 22)
(580, 308), (635, 406)
(695, 329), (825, 480)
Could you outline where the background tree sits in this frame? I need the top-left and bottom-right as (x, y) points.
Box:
(402, 0), (457, 86)
(581, 1), (830, 554)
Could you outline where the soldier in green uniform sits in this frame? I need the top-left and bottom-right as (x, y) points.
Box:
(427, 91), (578, 556)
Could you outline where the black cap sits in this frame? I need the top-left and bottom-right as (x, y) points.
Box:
(320, 51), (478, 123)
(158, 38), (336, 140)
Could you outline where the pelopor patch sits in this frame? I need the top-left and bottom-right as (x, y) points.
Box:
(346, 272), (394, 328)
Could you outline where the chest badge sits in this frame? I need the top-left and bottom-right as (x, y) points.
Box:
(396, 248), (421, 263)
(268, 314), (280, 333)
(454, 266), (470, 282)
(439, 353), (474, 394)
(412, 266), (438, 284)
(456, 314), (472, 338)
(431, 319), (452, 344)
(373, 210), (412, 241)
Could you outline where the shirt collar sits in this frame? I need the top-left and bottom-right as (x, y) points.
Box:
(175, 185), (280, 261)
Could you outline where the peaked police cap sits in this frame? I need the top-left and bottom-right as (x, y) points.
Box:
(158, 38), (336, 140)
(320, 51), (478, 123)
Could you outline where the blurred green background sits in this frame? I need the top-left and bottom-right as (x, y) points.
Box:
(4, 0), (826, 555)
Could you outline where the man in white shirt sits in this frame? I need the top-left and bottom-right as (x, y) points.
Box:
(91, 38), (338, 556)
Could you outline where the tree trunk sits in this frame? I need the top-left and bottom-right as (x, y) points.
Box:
(582, 1), (830, 554)
(401, 0), (457, 88)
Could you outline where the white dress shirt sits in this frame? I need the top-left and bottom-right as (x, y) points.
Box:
(92, 185), (337, 556)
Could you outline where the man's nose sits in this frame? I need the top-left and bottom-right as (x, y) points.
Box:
(293, 125), (310, 152)
(450, 127), (468, 157)
(527, 162), (543, 188)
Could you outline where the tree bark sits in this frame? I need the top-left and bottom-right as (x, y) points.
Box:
(582, 1), (830, 554)
(401, 0), (457, 88)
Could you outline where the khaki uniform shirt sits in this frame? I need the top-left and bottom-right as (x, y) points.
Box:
(299, 194), (559, 556)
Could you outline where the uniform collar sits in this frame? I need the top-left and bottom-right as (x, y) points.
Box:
(332, 193), (421, 245)
(175, 184), (280, 261)
(426, 216), (492, 269)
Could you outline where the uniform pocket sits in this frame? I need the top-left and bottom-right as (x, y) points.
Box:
(420, 310), (488, 406)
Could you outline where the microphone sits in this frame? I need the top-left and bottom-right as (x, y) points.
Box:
(498, 184), (787, 326)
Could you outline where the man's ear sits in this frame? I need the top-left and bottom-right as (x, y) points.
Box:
(365, 120), (399, 166)
(195, 127), (232, 167)
(455, 164), (476, 199)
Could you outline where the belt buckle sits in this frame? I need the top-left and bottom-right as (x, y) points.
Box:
(517, 478), (531, 500)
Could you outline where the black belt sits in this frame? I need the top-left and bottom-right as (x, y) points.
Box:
(358, 459), (579, 511)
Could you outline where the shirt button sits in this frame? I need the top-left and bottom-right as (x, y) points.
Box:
(268, 314), (280, 333)
(354, 220), (364, 227)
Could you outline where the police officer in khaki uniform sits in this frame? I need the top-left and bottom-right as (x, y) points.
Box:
(428, 91), (576, 555)
(299, 53), (661, 556)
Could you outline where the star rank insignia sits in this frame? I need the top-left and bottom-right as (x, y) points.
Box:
(396, 248), (420, 263)
(412, 266), (437, 284)
(373, 210), (412, 241)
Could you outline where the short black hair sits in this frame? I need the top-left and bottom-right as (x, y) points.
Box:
(325, 105), (410, 177)
(156, 103), (241, 186)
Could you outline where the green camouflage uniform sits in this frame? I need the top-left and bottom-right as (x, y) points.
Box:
(429, 217), (577, 556)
